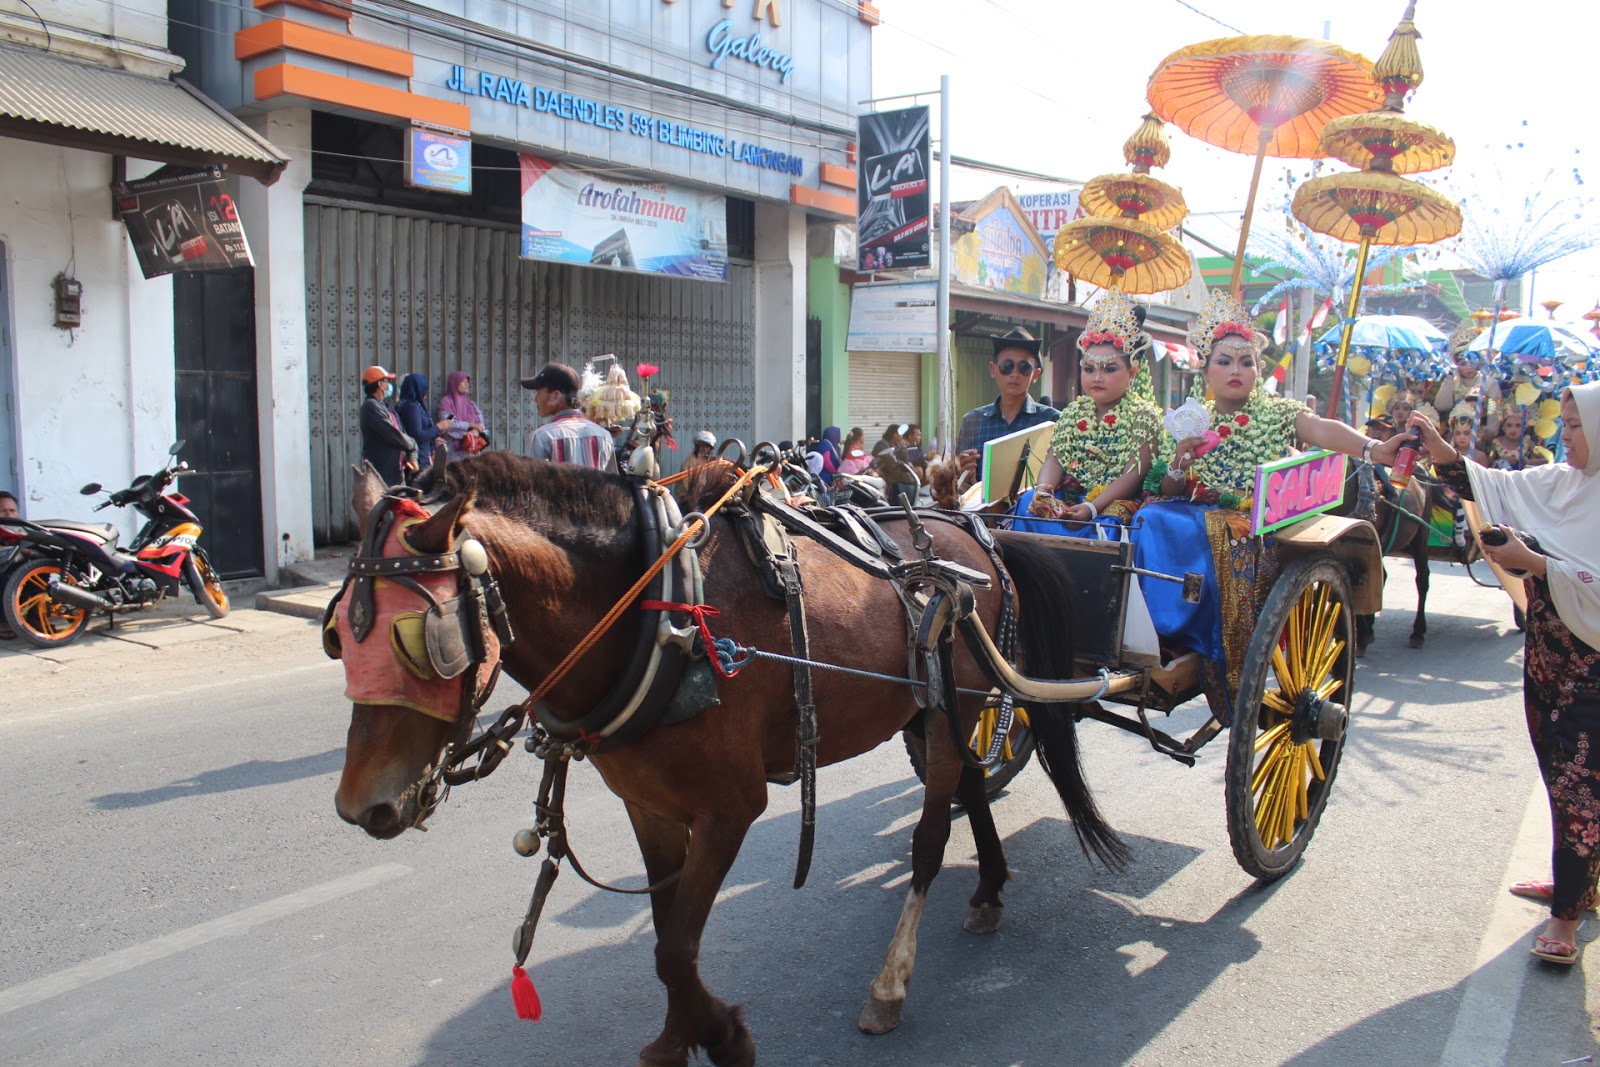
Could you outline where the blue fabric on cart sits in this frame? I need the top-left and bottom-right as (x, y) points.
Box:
(1008, 489), (1127, 537)
(1131, 500), (1224, 663)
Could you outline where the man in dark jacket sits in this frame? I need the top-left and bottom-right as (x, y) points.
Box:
(359, 365), (416, 485)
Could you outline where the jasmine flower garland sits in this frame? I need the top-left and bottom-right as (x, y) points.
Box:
(1188, 393), (1308, 498)
(1048, 392), (1164, 500)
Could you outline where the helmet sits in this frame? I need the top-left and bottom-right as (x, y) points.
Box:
(693, 430), (716, 448)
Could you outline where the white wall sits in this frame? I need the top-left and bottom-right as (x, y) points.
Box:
(0, 140), (175, 538)
(752, 201), (807, 441)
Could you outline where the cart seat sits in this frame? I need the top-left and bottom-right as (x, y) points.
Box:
(37, 520), (120, 546)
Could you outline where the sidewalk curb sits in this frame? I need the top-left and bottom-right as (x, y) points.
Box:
(255, 583), (340, 620)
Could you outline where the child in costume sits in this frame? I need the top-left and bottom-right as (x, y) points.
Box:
(1010, 289), (1162, 536)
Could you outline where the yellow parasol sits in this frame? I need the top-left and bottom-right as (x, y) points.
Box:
(1052, 215), (1192, 296)
(1079, 174), (1189, 232)
(1148, 35), (1379, 297)
(1317, 111), (1454, 174)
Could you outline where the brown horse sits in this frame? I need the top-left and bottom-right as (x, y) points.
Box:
(1339, 464), (1441, 653)
(331, 452), (1123, 1067)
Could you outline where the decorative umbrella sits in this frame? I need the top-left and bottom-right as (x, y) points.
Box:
(1317, 111), (1454, 174)
(1052, 215), (1193, 295)
(1078, 114), (1191, 232)
(1465, 321), (1600, 369)
(1312, 313), (1451, 388)
(1147, 34), (1378, 297)
(1290, 3), (1461, 419)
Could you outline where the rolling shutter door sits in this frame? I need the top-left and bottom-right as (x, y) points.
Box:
(846, 351), (920, 441)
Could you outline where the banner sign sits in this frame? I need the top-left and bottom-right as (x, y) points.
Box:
(406, 126), (471, 194)
(519, 155), (728, 281)
(114, 166), (252, 280)
(1251, 449), (1347, 536)
(846, 282), (938, 353)
(856, 106), (931, 271)
(1016, 189), (1081, 243)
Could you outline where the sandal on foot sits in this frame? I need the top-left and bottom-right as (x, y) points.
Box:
(1510, 880), (1556, 903)
(1531, 934), (1582, 965)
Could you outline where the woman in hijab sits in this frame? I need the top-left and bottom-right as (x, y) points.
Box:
(1405, 381), (1600, 966)
(815, 426), (843, 477)
(438, 370), (489, 463)
(395, 374), (444, 474)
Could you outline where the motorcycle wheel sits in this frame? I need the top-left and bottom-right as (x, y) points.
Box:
(185, 549), (230, 619)
(3, 560), (92, 648)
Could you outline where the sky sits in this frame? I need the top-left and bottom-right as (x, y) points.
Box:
(869, 0), (1600, 318)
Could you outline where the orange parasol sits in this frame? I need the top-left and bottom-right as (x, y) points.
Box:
(1148, 35), (1379, 297)
(1052, 215), (1192, 296)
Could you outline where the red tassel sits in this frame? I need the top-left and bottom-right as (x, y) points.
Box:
(510, 965), (542, 1022)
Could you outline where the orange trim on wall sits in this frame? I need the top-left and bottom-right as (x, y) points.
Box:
(254, 64), (470, 131)
(255, 0), (351, 21)
(791, 184), (856, 218)
(235, 20), (413, 77)
(858, 3), (881, 27)
(819, 162), (856, 190)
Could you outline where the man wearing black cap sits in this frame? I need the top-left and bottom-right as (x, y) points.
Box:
(521, 362), (615, 470)
(955, 327), (1060, 478)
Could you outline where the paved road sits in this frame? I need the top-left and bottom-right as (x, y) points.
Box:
(1, 564), (1595, 1066)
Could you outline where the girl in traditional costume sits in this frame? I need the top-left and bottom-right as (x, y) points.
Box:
(1402, 384), (1600, 965)
(1133, 290), (1409, 696)
(1011, 289), (1163, 536)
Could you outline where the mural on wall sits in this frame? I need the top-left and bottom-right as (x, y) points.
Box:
(953, 188), (1050, 299)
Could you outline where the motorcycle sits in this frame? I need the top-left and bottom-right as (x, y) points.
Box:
(0, 441), (229, 647)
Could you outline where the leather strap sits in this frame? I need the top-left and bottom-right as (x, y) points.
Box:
(348, 551), (460, 576)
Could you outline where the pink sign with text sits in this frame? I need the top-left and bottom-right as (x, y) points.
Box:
(1251, 450), (1348, 536)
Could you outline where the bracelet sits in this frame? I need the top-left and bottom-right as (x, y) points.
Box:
(1084, 498), (1099, 520)
(1361, 438), (1376, 464)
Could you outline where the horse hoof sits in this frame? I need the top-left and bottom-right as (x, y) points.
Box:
(1408, 636), (1425, 649)
(858, 993), (904, 1035)
(705, 1006), (755, 1067)
(1355, 645), (1368, 659)
(963, 903), (1002, 935)
(637, 1038), (689, 1067)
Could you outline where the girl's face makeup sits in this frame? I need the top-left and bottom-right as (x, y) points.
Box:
(1080, 344), (1132, 407)
(1501, 413), (1524, 438)
(1205, 340), (1258, 402)
(1451, 426), (1474, 453)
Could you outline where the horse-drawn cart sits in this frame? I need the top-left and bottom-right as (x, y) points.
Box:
(922, 481), (1384, 881)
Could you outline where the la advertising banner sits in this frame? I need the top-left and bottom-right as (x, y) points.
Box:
(856, 106), (931, 271)
(114, 166), (253, 280)
(519, 155), (728, 281)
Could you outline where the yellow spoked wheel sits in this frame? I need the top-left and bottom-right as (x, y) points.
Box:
(903, 704), (1035, 801)
(1225, 557), (1354, 880)
(3, 560), (93, 648)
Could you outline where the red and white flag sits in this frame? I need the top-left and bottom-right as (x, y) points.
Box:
(1272, 297), (1290, 347)
(1302, 297), (1332, 339)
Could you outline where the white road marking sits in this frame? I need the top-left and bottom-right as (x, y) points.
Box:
(0, 863), (411, 1016)
(1439, 782), (1549, 1066)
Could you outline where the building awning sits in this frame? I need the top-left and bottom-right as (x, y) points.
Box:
(0, 44), (289, 183)
(949, 283), (1191, 345)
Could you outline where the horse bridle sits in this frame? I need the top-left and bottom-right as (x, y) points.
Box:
(322, 493), (516, 824)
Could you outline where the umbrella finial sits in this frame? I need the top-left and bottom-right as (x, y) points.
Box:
(1124, 113), (1170, 175)
(1374, 2), (1425, 111)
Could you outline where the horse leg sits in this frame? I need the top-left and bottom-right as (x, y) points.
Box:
(638, 815), (757, 1067)
(859, 718), (962, 1035)
(626, 801), (688, 938)
(1409, 537), (1430, 649)
(1355, 614), (1374, 657)
(955, 763), (1009, 935)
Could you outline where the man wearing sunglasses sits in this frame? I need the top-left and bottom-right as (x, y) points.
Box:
(956, 327), (1059, 479)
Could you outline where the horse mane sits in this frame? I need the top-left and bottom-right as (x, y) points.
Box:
(417, 451), (638, 556)
(676, 460), (744, 511)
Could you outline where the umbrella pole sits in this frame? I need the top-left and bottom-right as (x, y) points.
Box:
(1324, 234), (1374, 421)
(1471, 282), (1509, 446)
(1228, 128), (1273, 300)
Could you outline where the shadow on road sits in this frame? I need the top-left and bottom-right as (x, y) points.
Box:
(408, 774), (1274, 1066)
(90, 748), (346, 809)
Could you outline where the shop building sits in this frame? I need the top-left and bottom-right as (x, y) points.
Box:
(0, 1), (288, 575)
(169, 0), (871, 552)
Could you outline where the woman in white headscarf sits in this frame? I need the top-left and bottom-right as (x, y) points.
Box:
(1406, 381), (1600, 966)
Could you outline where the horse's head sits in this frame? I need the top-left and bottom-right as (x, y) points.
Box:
(331, 465), (507, 838)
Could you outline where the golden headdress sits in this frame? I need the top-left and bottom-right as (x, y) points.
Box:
(1077, 288), (1150, 363)
(1448, 400), (1476, 425)
(1447, 320), (1481, 357)
(1188, 289), (1264, 362)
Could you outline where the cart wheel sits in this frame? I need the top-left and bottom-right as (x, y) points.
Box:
(1225, 556), (1354, 881)
(3, 560), (92, 648)
(903, 706), (1036, 801)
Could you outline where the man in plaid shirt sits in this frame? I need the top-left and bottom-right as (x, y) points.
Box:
(956, 328), (1059, 479)
(521, 363), (616, 470)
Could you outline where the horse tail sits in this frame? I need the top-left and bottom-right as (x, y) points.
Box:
(992, 534), (1128, 871)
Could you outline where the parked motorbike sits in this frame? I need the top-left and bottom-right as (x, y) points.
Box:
(0, 441), (229, 647)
